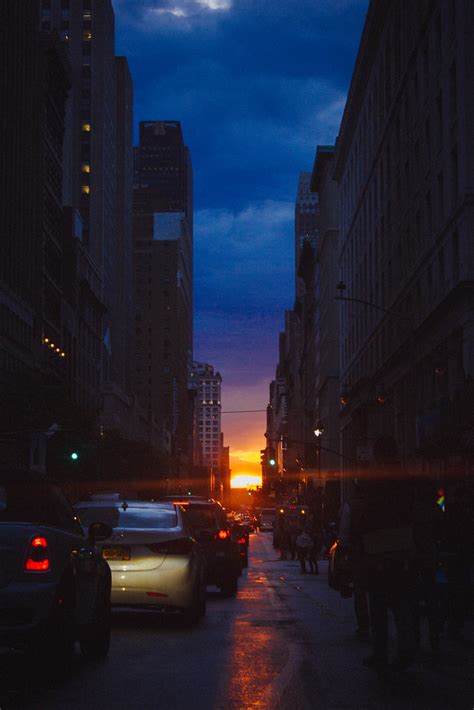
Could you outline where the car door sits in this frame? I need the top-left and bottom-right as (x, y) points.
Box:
(51, 488), (108, 625)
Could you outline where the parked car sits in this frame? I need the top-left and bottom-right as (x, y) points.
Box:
(259, 507), (276, 532)
(0, 474), (112, 664)
(328, 539), (354, 598)
(162, 496), (240, 596)
(75, 500), (207, 625)
(232, 521), (249, 569)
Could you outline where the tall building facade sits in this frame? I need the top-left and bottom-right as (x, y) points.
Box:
(191, 362), (222, 473)
(334, 0), (474, 478)
(310, 146), (341, 517)
(101, 55), (135, 431)
(37, 0), (139, 435)
(295, 172), (318, 298)
(0, 1), (70, 385)
(134, 121), (194, 462)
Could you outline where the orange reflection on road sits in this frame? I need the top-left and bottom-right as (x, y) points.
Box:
(215, 572), (288, 710)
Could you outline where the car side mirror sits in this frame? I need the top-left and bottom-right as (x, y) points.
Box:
(89, 520), (112, 542)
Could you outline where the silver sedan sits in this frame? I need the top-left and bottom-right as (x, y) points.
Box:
(75, 501), (206, 624)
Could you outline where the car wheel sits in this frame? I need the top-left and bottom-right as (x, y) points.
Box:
(34, 586), (75, 674)
(181, 595), (201, 627)
(221, 572), (238, 597)
(80, 596), (111, 661)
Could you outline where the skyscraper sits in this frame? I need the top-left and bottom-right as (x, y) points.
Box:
(295, 172), (318, 298)
(134, 121), (194, 463)
(191, 362), (222, 473)
(1, 1), (70, 385)
(38, 1), (138, 432)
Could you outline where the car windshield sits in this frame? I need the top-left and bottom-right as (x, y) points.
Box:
(77, 506), (177, 530)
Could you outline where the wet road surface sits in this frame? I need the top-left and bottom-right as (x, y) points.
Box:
(1, 533), (473, 709)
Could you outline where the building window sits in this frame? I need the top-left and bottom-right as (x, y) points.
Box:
(81, 164), (91, 173)
(81, 185), (90, 195)
(82, 123), (91, 132)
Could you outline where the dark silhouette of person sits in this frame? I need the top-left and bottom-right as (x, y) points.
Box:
(412, 479), (444, 654)
(296, 529), (313, 574)
(339, 481), (371, 640)
(443, 484), (473, 639)
(353, 472), (417, 673)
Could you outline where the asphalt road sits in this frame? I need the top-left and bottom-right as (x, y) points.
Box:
(1, 533), (473, 709)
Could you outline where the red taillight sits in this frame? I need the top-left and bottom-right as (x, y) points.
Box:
(217, 529), (229, 540)
(25, 536), (50, 572)
(237, 537), (246, 545)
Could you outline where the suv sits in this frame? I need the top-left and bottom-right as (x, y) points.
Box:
(0, 474), (112, 664)
(161, 496), (240, 596)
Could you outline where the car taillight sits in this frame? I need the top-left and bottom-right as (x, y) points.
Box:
(146, 538), (193, 555)
(216, 529), (230, 540)
(25, 536), (50, 572)
(237, 537), (246, 545)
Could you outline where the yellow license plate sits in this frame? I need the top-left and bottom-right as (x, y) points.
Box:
(102, 546), (130, 561)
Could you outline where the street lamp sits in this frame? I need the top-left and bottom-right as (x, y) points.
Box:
(313, 422), (325, 438)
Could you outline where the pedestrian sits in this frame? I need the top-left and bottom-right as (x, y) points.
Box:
(338, 482), (370, 641)
(288, 517), (299, 560)
(296, 528), (313, 574)
(353, 471), (417, 673)
(308, 528), (320, 574)
(442, 484), (473, 639)
(412, 479), (443, 654)
(276, 512), (290, 561)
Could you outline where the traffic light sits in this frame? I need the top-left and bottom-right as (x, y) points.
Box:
(260, 449), (268, 467)
(70, 451), (79, 461)
(268, 448), (276, 467)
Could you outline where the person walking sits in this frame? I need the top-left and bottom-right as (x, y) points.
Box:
(412, 479), (443, 654)
(353, 472), (417, 673)
(276, 511), (290, 561)
(338, 482), (370, 640)
(443, 485), (473, 639)
(296, 529), (313, 574)
(308, 528), (320, 574)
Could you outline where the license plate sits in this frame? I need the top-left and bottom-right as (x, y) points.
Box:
(102, 546), (130, 561)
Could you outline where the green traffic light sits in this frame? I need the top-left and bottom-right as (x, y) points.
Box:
(269, 458), (276, 466)
(70, 452), (79, 461)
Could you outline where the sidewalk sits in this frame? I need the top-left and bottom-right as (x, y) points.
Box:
(262, 545), (474, 710)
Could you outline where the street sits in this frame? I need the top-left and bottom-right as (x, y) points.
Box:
(1, 533), (473, 710)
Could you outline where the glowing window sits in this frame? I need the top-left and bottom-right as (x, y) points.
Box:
(81, 164), (91, 173)
(83, 31), (92, 40)
(82, 185), (90, 195)
(82, 123), (91, 132)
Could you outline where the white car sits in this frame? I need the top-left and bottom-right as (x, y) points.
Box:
(75, 500), (207, 625)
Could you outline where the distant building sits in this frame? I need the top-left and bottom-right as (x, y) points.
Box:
(191, 362), (222, 474)
(134, 121), (194, 463)
(295, 172), (318, 298)
(334, 0), (474, 478)
(310, 145), (341, 516)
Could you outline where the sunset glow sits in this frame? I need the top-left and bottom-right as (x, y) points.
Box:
(230, 473), (262, 489)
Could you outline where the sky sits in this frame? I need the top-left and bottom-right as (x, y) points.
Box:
(115, 0), (368, 483)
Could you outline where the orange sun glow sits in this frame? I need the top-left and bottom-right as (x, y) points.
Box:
(230, 473), (262, 489)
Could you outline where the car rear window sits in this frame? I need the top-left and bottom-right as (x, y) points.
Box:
(76, 506), (177, 530)
(183, 504), (219, 530)
(0, 482), (81, 533)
